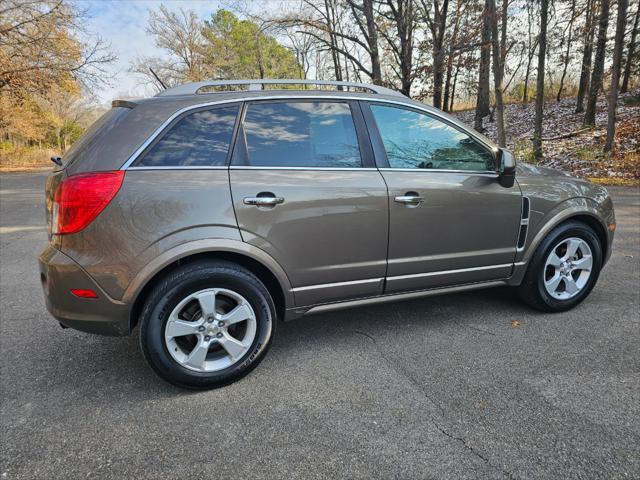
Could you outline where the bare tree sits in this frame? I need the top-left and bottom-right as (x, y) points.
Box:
(604, 0), (628, 151)
(489, 0), (506, 146)
(420, 0), (450, 108)
(441, 0), (464, 112)
(533, 0), (549, 160)
(474, 1), (492, 131)
(378, 0), (417, 96)
(286, 28), (314, 79)
(273, 0), (382, 85)
(0, 0), (115, 93)
(522, 0), (539, 104)
(130, 5), (206, 89)
(584, 0), (610, 126)
(621, 4), (639, 93)
(323, 0), (344, 81)
(346, 0), (382, 84)
(556, 0), (577, 101)
(575, 0), (596, 112)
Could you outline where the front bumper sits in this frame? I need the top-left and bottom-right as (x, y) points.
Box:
(39, 245), (131, 336)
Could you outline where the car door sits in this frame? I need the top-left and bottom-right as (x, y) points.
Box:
(229, 99), (389, 307)
(362, 102), (522, 293)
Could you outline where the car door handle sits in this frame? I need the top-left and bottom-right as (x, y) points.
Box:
(394, 194), (424, 206)
(243, 195), (284, 207)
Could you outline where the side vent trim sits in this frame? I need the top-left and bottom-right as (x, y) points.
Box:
(517, 197), (530, 250)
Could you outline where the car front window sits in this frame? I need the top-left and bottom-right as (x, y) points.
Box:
(370, 104), (495, 171)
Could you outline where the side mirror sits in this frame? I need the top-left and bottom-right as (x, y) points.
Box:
(497, 148), (516, 188)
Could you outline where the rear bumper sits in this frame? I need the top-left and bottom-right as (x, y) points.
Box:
(39, 245), (131, 336)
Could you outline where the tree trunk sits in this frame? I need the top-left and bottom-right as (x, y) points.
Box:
(324, 0), (343, 82)
(621, 5), (639, 93)
(605, 0), (629, 151)
(584, 0), (610, 126)
(449, 62), (460, 111)
(557, 0), (577, 101)
(474, 2), (492, 131)
(522, 1), (537, 105)
(431, 0), (450, 110)
(397, 0), (415, 97)
(533, 0), (549, 161)
(443, 53), (454, 112)
(523, 53), (533, 104)
(363, 0), (382, 85)
(442, 1), (463, 112)
(432, 45), (446, 109)
(576, 0), (596, 113)
(489, 0), (506, 147)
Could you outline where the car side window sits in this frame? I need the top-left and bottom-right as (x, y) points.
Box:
(235, 101), (362, 168)
(135, 105), (239, 167)
(369, 104), (495, 171)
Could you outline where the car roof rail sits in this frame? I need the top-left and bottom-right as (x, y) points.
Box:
(156, 79), (405, 98)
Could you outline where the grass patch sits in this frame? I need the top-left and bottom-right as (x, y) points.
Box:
(0, 146), (55, 172)
(588, 177), (640, 186)
(512, 138), (538, 164)
(574, 144), (606, 163)
(623, 92), (640, 106)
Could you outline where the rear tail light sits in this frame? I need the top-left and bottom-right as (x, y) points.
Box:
(52, 171), (124, 235)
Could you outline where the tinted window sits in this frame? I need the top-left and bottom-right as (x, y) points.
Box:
(136, 105), (238, 167)
(237, 101), (361, 168)
(63, 107), (130, 167)
(370, 105), (495, 171)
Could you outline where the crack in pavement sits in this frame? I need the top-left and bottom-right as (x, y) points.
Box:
(354, 329), (446, 417)
(354, 329), (516, 480)
(432, 421), (516, 479)
(451, 318), (497, 336)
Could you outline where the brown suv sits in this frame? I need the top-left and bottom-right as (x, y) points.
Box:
(39, 80), (615, 389)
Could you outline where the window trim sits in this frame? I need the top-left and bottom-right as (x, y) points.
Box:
(129, 103), (242, 169)
(360, 101), (499, 173)
(230, 98), (372, 170)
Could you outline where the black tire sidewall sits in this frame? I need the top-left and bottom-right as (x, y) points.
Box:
(530, 222), (602, 311)
(140, 263), (274, 389)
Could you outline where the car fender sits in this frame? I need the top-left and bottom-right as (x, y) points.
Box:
(510, 196), (609, 284)
(121, 238), (295, 308)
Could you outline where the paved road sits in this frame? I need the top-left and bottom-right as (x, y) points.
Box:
(1, 172), (638, 479)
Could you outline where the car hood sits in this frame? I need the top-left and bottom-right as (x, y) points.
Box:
(516, 162), (611, 212)
(517, 162), (587, 182)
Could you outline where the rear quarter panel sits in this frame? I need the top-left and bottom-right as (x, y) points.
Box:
(61, 170), (240, 299)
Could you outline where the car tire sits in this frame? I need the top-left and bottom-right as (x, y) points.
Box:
(139, 260), (275, 389)
(518, 221), (602, 312)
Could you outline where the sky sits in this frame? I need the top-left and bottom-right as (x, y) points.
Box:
(78, 1), (226, 103)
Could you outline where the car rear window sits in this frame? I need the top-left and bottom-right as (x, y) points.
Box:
(63, 107), (130, 168)
(134, 105), (239, 168)
(234, 101), (362, 168)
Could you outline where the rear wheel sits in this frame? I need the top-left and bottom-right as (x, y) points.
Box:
(518, 221), (602, 312)
(139, 261), (275, 389)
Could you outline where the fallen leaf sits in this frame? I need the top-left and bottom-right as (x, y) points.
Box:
(511, 320), (521, 328)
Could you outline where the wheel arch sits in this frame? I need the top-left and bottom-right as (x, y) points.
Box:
(125, 240), (293, 332)
(510, 199), (609, 285)
(568, 213), (608, 256)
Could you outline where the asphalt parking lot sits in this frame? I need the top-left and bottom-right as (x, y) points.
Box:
(1, 172), (638, 479)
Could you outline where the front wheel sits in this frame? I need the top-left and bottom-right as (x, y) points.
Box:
(518, 221), (602, 312)
(139, 261), (275, 389)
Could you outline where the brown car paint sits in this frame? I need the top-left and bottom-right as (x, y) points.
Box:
(38, 89), (615, 335)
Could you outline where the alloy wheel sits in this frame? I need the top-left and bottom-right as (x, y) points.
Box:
(543, 237), (593, 300)
(164, 288), (257, 372)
